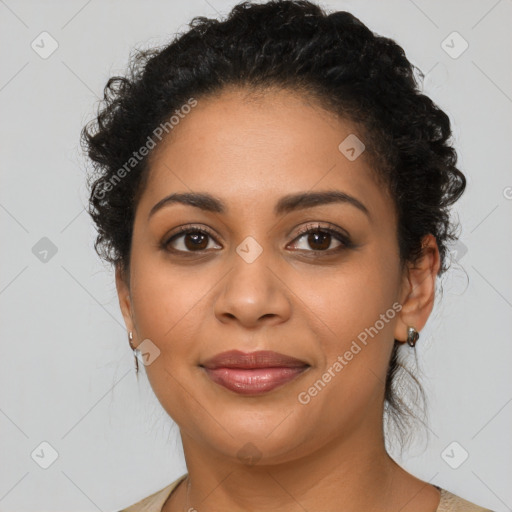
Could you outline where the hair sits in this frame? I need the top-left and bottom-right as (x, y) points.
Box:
(82, 0), (466, 445)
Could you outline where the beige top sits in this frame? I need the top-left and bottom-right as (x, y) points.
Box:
(118, 473), (494, 512)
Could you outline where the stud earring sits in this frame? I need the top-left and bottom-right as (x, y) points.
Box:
(406, 326), (419, 347)
(128, 331), (139, 373)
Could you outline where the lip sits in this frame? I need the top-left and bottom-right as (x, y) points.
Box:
(201, 350), (309, 369)
(200, 350), (310, 395)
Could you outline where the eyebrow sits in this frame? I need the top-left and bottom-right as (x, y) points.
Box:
(148, 190), (370, 219)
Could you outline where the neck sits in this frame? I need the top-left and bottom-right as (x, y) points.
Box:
(175, 419), (406, 512)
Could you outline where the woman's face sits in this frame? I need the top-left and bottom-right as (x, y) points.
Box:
(118, 87), (415, 464)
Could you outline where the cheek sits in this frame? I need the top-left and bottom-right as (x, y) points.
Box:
(127, 257), (203, 397)
(128, 258), (207, 423)
(129, 253), (207, 338)
(292, 252), (400, 401)
(280, 272), (399, 453)
(293, 255), (399, 345)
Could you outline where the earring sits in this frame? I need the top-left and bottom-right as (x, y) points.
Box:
(406, 326), (419, 347)
(128, 331), (139, 373)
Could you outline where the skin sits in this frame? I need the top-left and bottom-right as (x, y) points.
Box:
(116, 87), (442, 512)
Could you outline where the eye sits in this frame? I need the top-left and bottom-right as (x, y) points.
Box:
(161, 223), (352, 255)
(288, 223), (351, 253)
(162, 225), (222, 253)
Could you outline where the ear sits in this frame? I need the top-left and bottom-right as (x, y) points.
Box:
(115, 263), (135, 335)
(394, 234), (441, 344)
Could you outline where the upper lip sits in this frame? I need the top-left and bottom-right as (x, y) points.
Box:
(201, 350), (309, 369)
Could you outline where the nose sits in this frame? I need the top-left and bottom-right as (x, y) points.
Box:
(213, 251), (292, 329)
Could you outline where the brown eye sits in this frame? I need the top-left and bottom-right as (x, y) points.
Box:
(164, 228), (221, 253)
(288, 224), (352, 253)
(183, 232), (209, 250)
(305, 231), (332, 251)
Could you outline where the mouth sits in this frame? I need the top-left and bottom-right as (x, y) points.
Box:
(200, 350), (310, 395)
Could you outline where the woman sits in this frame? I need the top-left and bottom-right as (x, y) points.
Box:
(82, 1), (492, 510)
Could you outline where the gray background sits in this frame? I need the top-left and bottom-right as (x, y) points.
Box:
(1, 0), (511, 510)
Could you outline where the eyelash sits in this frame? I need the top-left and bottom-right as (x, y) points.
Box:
(161, 223), (353, 255)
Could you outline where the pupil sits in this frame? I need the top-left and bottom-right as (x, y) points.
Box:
(308, 232), (330, 250)
(185, 232), (207, 250)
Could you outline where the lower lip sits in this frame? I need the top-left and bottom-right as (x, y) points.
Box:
(203, 366), (309, 395)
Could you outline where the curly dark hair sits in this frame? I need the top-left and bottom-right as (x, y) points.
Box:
(82, 0), (466, 444)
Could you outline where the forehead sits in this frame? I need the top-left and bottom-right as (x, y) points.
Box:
(138, 87), (393, 220)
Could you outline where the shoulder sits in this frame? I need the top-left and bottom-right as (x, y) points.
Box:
(117, 477), (494, 512)
(436, 487), (494, 512)
(117, 473), (187, 512)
